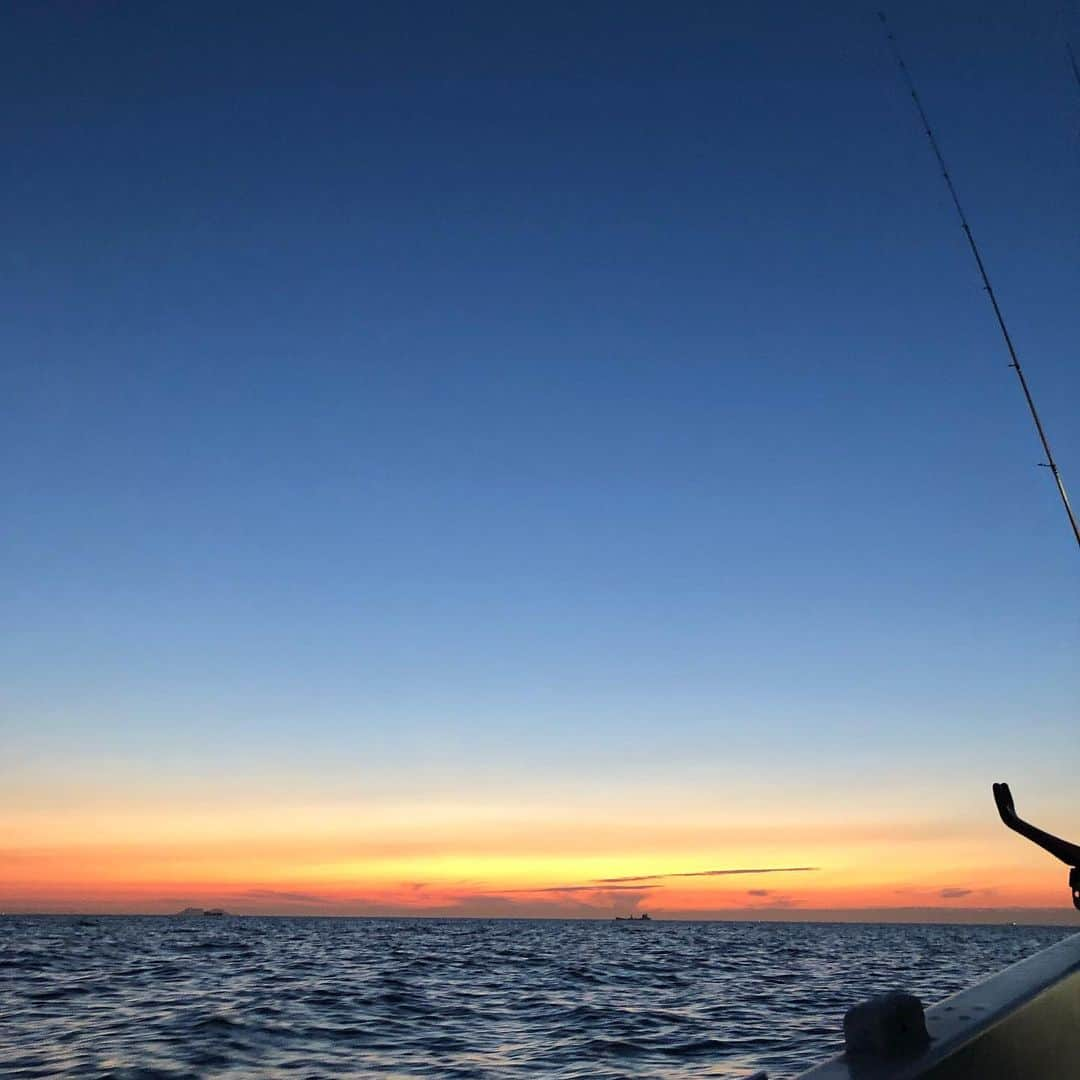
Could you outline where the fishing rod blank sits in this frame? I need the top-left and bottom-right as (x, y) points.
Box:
(879, 12), (1080, 552)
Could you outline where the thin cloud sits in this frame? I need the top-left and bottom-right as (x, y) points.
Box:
(595, 866), (819, 884)
(503, 884), (663, 894)
(940, 887), (973, 899)
(747, 889), (771, 897)
(762, 895), (797, 908)
(236, 888), (328, 903)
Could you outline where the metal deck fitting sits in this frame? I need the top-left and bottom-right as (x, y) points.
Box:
(795, 931), (1080, 1079)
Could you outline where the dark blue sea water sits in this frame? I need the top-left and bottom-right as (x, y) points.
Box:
(0, 916), (1073, 1079)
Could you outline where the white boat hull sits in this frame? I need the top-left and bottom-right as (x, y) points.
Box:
(796, 930), (1080, 1079)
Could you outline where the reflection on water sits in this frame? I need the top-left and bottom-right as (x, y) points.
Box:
(0, 916), (1071, 1078)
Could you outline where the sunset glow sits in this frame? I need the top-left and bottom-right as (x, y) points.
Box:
(3, 792), (1073, 920)
(3, 1), (1076, 930)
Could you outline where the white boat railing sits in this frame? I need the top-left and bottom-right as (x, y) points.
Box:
(792, 930), (1080, 1079)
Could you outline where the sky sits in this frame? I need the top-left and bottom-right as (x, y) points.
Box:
(2, 1), (1078, 922)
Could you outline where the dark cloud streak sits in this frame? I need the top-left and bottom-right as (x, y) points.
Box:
(595, 866), (819, 884)
(502, 884), (663, 894)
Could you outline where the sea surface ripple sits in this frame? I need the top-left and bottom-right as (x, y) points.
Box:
(0, 916), (1072, 1078)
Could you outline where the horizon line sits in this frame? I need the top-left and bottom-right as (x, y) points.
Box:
(4, 905), (1077, 927)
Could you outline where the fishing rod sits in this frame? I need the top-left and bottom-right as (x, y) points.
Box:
(879, 12), (1080, 552)
(1068, 42), (1080, 97)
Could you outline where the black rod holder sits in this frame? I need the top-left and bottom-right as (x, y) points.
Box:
(993, 782), (1080, 911)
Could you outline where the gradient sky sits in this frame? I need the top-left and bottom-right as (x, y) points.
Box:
(2, 1), (1078, 921)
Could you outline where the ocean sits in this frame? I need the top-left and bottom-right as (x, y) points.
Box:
(1, 916), (1073, 1078)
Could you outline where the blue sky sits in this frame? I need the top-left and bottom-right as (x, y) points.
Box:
(2, 2), (1077, 904)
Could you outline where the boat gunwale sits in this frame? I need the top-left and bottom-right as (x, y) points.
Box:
(795, 929), (1080, 1078)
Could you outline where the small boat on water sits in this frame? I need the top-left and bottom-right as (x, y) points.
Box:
(614, 913), (651, 921)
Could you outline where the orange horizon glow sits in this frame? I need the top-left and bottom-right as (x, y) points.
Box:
(4, 797), (1074, 923)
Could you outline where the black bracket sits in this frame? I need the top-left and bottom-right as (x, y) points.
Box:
(993, 782), (1080, 912)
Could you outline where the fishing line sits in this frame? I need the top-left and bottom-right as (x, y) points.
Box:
(879, 12), (1080, 552)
